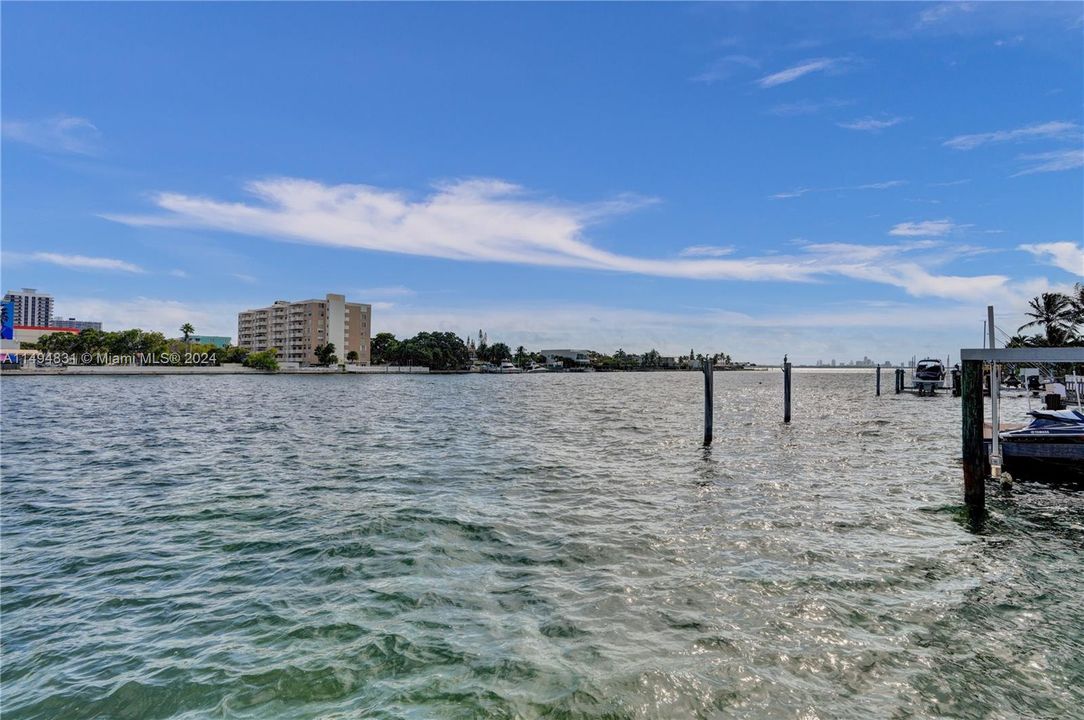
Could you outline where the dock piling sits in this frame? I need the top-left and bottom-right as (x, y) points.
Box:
(703, 358), (713, 445)
(876, 364), (881, 396)
(987, 306), (1002, 481)
(783, 361), (792, 424)
(961, 359), (985, 511)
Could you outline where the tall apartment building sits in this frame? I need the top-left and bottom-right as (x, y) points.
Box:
(237, 293), (371, 365)
(3, 288), (53, 326)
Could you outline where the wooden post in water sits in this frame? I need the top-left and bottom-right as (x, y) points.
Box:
(703, 357), (713, 445)
(783, 361), (792, 424)
(876, 364), (881, 396)
(961, 359), (985, 511)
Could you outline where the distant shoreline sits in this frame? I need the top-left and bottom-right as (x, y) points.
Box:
(2, 365), (901, 377)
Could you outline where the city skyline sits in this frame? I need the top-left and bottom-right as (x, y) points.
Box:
(3, 2), (1082, 362)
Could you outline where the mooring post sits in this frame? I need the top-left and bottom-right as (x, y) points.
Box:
(783, 361), (792, 423)
(961, 359), (985, 511)
(987, 306), (1002, 481)
(703, 357), (713, 445)
(876, 364), (881, 396)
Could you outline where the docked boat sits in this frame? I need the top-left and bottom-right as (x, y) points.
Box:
(985, 408), (1084, 482)
(497, 360), (523, 374)
(526, 362), (549, 373)
(913, 358), (945, 395)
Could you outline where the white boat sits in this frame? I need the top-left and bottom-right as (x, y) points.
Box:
(526, 362), (549, 373)
(913, 358), (945, 395)
(498, 360), (523, 374)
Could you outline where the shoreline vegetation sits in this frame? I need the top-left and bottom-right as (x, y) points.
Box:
(7, 286), (1081, 376)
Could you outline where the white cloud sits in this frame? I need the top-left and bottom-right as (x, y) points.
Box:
(916, 2), (976, 28)
(17, 252), (145, 273)
(772, 179), (905, 199)
(57, 297), (242, 337)
(679, 245), (735, 258)
(943, 120), (1079, 150)
(837, 116), (906, 132)
(757, 58), (843, 88)
(1018, 242), (1084, 276)
(169, 269), (189, 278)
(105, 176), (1007, 301)
(2, 115), (101, 155)
(1011, 149), (1084, 176)
(888, 219), (959, 237)
(691, 55), (760, 84)
(355, 286), (417, 298)
(767, 98), (853, 116)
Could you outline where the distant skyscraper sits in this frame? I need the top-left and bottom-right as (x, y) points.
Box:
(3, 288), (53, 326)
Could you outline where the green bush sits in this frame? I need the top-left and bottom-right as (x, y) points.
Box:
(243, 349), (279, 371)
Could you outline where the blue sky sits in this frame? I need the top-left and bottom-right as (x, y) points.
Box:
(3, 1), (1082, 362)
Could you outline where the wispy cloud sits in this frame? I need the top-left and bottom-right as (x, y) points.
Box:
(231, 273), (258, 284)
(1018, 242), (1084, 275)
(837, 115), (907, 132)
(916, 2), (977, 29)
(928, 178), (971, 187)
(1, 115), (101, 155)
(691, 55), (760, 84)
(1011, 149), (1084, 177)
(757, 57), (844, 88)
(943, 120), (1079, 150)
(355, 285), (417, 298)
(9, 251), (144, 273)
(105, 176), (1008, 301)
(772, 179), (906, 199)
(888, 219), (960, 237)
(678, 245), (735, 258)
(767, 98), (854, 117)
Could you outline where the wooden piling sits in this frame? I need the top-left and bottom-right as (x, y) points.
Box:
(876, 364), (881, 396)
(703, 358), (713, 445)
(783, 361), (792, 424)
(961, 359), (985, 510)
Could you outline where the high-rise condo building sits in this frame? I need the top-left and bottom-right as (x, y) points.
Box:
(237, 293), (371, 365)
(3, 288), (53, 326)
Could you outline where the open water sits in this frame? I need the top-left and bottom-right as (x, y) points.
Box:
(2, 371), (1082, 719)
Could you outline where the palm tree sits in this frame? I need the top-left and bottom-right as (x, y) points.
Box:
(1071, 283), (1084, 327)
(1018, 293), (1073, 346)
(180, 323), (195, 346)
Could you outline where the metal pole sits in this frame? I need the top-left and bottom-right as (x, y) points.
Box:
(703, 358), (713, 445)
(876, 364), (881, 396)
(987, 306), (1001, 480)
(783, 361), (792, 423)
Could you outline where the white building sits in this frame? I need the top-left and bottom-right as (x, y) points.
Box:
(3, 288), (53, 327)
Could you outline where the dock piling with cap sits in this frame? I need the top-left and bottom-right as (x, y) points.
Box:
(703, 357), (713, 445)
(783, 360), (792, 423)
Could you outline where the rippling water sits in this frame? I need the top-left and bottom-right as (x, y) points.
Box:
(2, 371), (1082, 719)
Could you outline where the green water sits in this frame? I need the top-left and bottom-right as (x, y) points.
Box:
(2, 372), (1081, 718)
